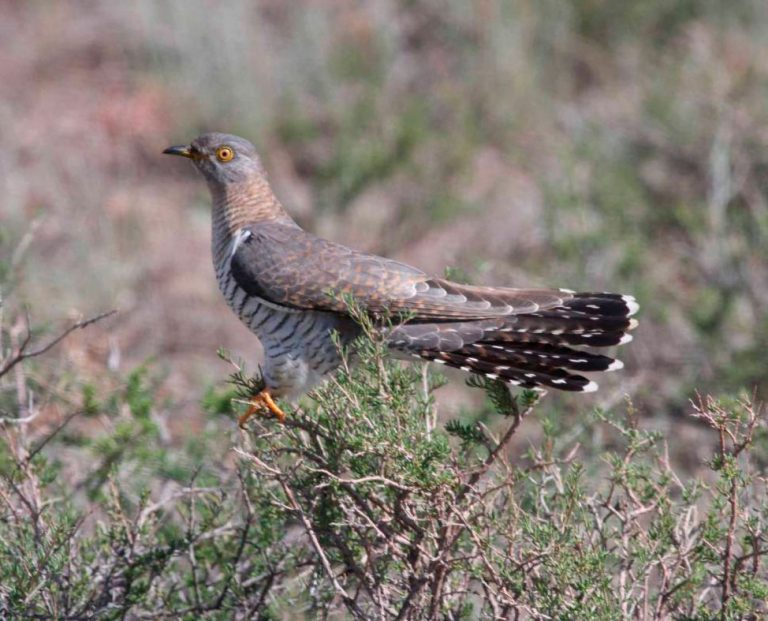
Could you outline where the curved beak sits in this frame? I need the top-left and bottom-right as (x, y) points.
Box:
(163, 144), (193, 158)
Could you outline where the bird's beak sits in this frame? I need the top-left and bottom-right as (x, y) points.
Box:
(163, 144), (194, 158)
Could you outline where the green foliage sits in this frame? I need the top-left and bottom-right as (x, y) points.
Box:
(445, 418), (485, 447)
(0, 302), (767, 618)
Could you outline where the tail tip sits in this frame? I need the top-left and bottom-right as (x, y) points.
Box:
(619, 333), (634, 345)
(606, 358), (624, 371)
(622, 295), (640, 317)
(582, 380), (599, 393)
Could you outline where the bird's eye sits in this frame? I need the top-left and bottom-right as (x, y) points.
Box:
(216, 146), (235, 162)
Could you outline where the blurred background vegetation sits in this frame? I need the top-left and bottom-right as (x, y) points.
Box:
(2, 1), (768, 615)
(4, 0), (768, 422)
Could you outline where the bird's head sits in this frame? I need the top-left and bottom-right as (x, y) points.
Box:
(163, 132), (266, 187)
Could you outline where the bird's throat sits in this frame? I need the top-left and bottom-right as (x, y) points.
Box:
(210, 178), (293, 266)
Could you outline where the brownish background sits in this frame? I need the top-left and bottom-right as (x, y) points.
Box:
(2, 1), (767, 449)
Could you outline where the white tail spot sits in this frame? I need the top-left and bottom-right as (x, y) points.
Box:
(622, 295), (640, 316)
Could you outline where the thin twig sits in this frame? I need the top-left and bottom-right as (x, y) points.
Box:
(280, 480), (367, 620)
(0, 310), (117, 379)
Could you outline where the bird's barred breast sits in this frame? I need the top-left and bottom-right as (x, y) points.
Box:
(215, 267), (342, 396)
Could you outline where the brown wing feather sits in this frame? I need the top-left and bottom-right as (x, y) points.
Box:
(229, 221), (573, 320)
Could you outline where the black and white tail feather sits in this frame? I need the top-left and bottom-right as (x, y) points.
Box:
(390, 292), (638, 393)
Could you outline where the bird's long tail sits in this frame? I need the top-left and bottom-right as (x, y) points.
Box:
(398, 293), (638, 392)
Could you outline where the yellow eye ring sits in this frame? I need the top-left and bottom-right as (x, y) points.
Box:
(216, 146), (235, 162)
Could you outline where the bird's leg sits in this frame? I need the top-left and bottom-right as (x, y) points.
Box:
(239, 390), (287, 427)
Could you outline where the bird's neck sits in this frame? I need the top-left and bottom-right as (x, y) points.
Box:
(210, 178), (295, 266)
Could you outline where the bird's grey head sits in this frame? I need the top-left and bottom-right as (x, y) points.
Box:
(163, 132), (266, 186)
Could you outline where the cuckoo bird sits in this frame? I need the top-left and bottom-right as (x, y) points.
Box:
(164, 133), (638, 425)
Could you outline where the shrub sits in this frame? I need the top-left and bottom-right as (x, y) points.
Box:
(0, 300), (766, 619)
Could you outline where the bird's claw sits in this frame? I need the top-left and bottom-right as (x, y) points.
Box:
(239, 390), (286, 427)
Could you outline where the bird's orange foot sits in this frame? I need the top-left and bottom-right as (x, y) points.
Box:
(239, 390), (287, 427)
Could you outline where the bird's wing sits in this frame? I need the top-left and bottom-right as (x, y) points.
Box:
(229, 221), (574, 320)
